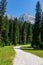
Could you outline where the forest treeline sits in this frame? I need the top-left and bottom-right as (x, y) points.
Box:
(0, 0), (43, 49)
(0, 15), (32, 46)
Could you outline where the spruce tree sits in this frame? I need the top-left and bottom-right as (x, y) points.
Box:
(40, 12), (43, 49)
(13, 18), (19, 45)
(41, 12), (43, 42)
(9, 18), (13, 45)
(22, 22), (28, 44)
(4, 16), (9, 45)
(27, 23), (32, 43)
(32, 1), (41, 48)
(0, 0), (7, 46)
(19, 22), (23, 44)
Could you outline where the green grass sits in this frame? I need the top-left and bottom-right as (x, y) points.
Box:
(16, 44), (31, 47)
(0, 46), (15, 65)
(21, 45), (43, 58)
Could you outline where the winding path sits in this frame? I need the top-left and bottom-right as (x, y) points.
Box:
(13, 46), (43, 65)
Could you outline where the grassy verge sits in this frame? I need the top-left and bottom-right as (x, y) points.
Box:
(21, 45), (43, 58)
(0, 46), (15, 65)
(16, 44), (31, 47)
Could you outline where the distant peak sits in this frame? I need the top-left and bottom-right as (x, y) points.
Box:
(19, 13), (35, 24)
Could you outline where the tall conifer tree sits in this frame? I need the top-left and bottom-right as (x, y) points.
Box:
(0, 0), (7, 46)
(32, 1), (41, 48)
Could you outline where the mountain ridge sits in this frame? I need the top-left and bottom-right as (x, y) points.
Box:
(19, 13), (35, 24)
(7, 13), (35, 24)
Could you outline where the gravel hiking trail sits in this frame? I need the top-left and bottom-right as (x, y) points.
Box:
(13, 46), (43, 65)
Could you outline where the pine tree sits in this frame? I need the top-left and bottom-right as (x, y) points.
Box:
(27, 23), (32, 43)
(32, 1), (41, 49)
(0, 0), (7, 46)
(13, 18), (19, 45)
(41, 12), (43, 42)
(0, 1), (2, 45)
(19, 22), (23, 44)
(22, 22), (28, 44)
(40, 12), (43, 49)
(3, 16), (9, 45)
(9, 18), (13, 45)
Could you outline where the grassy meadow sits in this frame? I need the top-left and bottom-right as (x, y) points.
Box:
(0, 46), (15, 65)
(21, 44), (43, 58)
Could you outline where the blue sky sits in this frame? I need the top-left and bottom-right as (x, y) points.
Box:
(6, 0), (43, 17)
